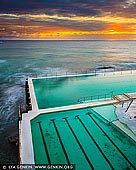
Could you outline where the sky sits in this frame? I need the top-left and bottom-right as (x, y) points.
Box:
(0, 0), (136, 40)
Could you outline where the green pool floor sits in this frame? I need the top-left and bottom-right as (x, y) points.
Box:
(31, 108), (136, 170)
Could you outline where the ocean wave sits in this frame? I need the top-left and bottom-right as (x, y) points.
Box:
(32, 66), (69, 77)
(120, 62), (136, 67)
(0, 85), (25, 123)
(4, 73), (34, 85)
(0, 66), (68, 123)
(0, 59), (6, 63)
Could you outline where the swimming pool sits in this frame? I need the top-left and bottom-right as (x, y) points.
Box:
(20, 70), (136, 168)
(31, 107), (136, 170)
(32, 71), (136, 109)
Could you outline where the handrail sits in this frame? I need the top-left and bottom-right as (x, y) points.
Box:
(77, 92), (115, 103)
(87, 109), (111, 125)
(31, 68), (136, 79)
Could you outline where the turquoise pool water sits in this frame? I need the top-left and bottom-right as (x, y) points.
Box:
(31, 107), (136, 170)
(33, 71), (136, 109)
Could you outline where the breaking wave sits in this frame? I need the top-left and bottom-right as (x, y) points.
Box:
(0, 59), (6, 63)
(0, 85), (25, 122)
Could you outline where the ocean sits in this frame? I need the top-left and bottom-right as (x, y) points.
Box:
(0, 40), (136, 163)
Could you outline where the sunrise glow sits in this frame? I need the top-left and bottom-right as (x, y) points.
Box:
(0, 0), (136, 40)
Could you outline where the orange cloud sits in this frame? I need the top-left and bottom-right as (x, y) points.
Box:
(0, 13), (136, 40)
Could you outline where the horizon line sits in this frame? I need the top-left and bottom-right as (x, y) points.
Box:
(1, 39), (136, 41)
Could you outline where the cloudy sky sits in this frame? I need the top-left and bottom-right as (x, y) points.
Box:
(0, 0), (136, 40)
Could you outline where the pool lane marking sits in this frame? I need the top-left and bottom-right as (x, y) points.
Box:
(87, 113), (136, 170)
(63, 117), (94, 170)
(75, 115), (115, 170)
(50, 119), (71, 164)
(37, 121), (51, 164)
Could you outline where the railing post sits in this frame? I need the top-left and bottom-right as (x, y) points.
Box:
(125, 100), (133, 112)
(121, 68), (122, 75)
(113, 68), (115, 75)
(95, 69), (96, 76)
(122, 101), (124, 107)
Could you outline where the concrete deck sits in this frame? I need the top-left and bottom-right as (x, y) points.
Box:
(19, 113), (35, 164)
(116, 95), (136, 135)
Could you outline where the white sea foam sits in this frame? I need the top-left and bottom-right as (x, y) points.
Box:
(0, 59), (6, 63)
(32, 67), (69, 77)
(13, 73), (34, 83)
(0, 85), (25, 121)
(121, 62), (136, 66)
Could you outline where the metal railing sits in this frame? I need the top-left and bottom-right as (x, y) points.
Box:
(30, 68), (136, 79)
(77, 92), (115, 103)
(87, 109), (111, 125)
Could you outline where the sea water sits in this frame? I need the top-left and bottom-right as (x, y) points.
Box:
(0, 40), (136, 163)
